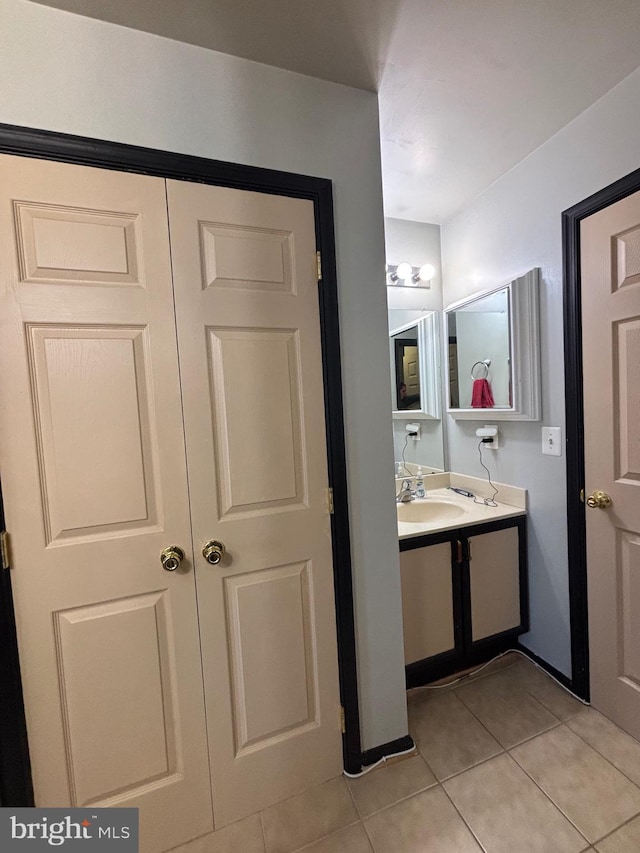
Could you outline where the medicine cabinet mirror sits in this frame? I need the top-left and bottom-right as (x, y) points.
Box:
(444, 267), (541, 420)
(390, 311), (441, 420)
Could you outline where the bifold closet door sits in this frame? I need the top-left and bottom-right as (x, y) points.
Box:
(166, 181), (343, 826)
(0, 155), (213, 851)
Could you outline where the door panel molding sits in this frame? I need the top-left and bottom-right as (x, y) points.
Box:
(26, 324), (160, 544)
(0, 122), (361, 807)
(563, 162), (640, 702)
(54, 590), (180, 807)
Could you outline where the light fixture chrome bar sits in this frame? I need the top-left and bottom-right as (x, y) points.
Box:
(386, 262), (435, 288)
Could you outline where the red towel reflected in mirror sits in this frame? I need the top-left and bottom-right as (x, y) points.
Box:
(471, 378), (494, 408)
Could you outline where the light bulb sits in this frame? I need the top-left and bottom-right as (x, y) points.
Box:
(396, 262), (413, 280)
(418, 263), (436, 282)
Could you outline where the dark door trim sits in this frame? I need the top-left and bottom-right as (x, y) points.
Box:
(0, 122), (362, 802)
(562, 164), (640, 700)
(0, 488), (33, 807)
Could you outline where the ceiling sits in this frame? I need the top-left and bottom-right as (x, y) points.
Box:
(31, 0), (640, 223)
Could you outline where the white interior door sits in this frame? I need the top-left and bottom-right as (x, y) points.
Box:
(403, 346), (419, 396)
(0, 154), (213, 851)
(581, 188), (640, 739)
(166, 180), (343, 827)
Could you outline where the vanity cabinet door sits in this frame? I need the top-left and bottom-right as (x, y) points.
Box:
(467, 526), (521, 642)
(400, 543), (455, 664)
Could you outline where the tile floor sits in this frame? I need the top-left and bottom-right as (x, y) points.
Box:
(171, 653), (640, 852)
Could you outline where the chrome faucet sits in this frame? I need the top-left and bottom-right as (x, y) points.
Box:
(396, 479), (415, 503)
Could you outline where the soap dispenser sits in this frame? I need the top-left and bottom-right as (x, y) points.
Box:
(414, 467), (426, 499)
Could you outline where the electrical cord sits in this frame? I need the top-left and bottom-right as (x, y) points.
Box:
(395, 432), (418, 489)
(400, 432), (413, 476)
(343, 648), (589, 779)
(343, 744), (418, 779)
(474, 439), (499, 507)
(406, 648), (590, 705)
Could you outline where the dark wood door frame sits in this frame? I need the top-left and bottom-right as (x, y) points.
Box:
(0, 122), (364, 803)
(563, 164), (640, 701)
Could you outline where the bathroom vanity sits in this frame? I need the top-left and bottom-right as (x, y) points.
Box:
(396, 476), (528, 688)
(387, 269), (538, 689)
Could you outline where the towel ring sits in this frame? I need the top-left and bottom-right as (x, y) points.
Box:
(470, 360), (491, 380)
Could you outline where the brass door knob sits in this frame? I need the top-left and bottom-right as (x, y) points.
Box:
(202, 540), (225, 565)
(586, 490), (612, 509)
(160, 545), (185, 572)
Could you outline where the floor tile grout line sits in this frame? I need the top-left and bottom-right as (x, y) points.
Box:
(499, 718), (563, 750)
(348, 776), (439, 821)
(452, 665), (557, 717)
(410, 673), (506, 764)
(289, 819), (363, 853)
(393, 729), (446, 788)
(260, 776), (359, 853)
(454, 668), (562, 724)
(360, 780), (488, 853)
(359, 814), (377, 853)
(412, 738), (505, 786)
(411, 742), (440, 784)
(509, 721), (640, 844)
(589, 808), (640, 847)
(259, 810), (268, 853)
(565, 714), (640, 793)
(440, 679), (507, 745)
(438, 781), (489, 853)
(505, 741), (594, 847)
(409, 680), (542, 784)
(343, 776), (359, 814)
(451, 667), (569, 750)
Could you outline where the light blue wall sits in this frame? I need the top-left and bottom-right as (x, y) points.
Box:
(0, 0), (409, 750)
(385, 218), (445, 471)
(442, 66), (640, 676)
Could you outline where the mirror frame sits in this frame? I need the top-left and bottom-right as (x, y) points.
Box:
(390, 312), (441, 420)
(444, 267), (541, 421)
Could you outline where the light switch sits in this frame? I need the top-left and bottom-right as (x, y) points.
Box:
(542, 426), (562, 456)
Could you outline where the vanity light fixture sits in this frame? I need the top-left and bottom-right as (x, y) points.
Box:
(386, 262), (436, 288)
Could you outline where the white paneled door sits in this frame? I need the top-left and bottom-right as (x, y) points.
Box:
(581, 189), (640, 740)
(0, 154), (342, 848)
(166, 181), (342, 825)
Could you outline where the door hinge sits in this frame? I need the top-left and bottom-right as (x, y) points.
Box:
(326, 487), (334, 515)
(0, 531), (11, 570)
(340, 705), (346, 734)
(316, 250), (322, 281)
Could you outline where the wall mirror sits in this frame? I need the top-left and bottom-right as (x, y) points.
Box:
(444, 267), (541, 420)
(388, 308), (445, 472)
(390, 312), (441, 420)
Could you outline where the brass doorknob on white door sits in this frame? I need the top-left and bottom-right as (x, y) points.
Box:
(202, 540), (226, 565)
(161, 545), (185, 571)
(586, 490), (612, 509)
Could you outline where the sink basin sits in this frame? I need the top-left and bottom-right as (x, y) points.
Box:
(396, 499), (467, 524)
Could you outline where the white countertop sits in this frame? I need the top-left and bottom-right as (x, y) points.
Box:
(396, 474), (527, 541)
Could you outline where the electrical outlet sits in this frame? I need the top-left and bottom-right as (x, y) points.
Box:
(542, 426), (562, 456)
(406, 422), (421, 440)
(483, 424), (499, 449)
